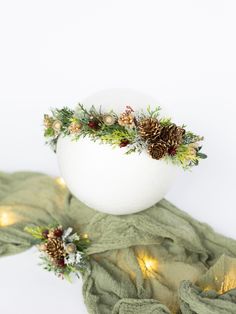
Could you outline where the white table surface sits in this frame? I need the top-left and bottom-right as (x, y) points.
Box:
(0, 248), (87, 314)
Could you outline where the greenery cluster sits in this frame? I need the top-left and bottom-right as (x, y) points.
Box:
(25, 225), (90, 282)
(43, 104), (207, 169)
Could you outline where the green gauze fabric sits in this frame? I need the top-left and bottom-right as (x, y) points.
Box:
(1, 171), (236, 314)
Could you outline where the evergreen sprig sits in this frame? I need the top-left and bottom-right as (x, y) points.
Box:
(25, 225), (90, 281)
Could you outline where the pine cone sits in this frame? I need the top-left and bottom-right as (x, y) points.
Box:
(46, 238), (65, 260)
(118, 113), (134, 127)
(160, 124), (185, 148)
(138, 118), (161, 142)
(148, 140), (168, 160)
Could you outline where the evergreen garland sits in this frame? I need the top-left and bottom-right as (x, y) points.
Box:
(43, 104), (207, 169)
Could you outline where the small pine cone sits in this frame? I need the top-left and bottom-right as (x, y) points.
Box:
(138, 118), (161, 142)
(160, 124), (185, 148)
(148, 140), (168, 160)
(46, 238), (65, 260)
(69, 121), (82, 134)
(118, 113), (134, 127)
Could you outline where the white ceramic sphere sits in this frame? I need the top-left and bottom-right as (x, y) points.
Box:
(56, 89), (179, 215)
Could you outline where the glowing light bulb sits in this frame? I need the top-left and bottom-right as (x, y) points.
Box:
(0, 212), (10, 226)
(144, 258), (156, 271)
(0, 208), (17, 227)
(203, 286), (214, 292)
(219, 270), (236, 294)
(83, 233), (88, 239)
(137, 251), (158, 278)
(202, 270), (236, 294)
(55, 177), (66, 187)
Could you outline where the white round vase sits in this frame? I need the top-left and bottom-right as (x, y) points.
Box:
(56, 89), (179, 215)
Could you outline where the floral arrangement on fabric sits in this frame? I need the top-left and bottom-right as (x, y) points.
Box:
(25, 225), (90, 281)
(43, 104), (207, 169)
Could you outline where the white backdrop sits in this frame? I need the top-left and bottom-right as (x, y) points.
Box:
(0, 1), (236, 314)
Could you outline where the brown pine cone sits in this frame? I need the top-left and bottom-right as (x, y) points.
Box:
(138, 118), (161, 142)
(46, 238), (65, 260)
(148, 140), (168, 160)
(160, 124), (185, 148)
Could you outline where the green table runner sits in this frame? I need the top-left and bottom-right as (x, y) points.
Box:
(1, 171), (236, 313)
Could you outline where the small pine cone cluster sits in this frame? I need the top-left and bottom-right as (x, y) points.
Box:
(138, 118), (161, 142)
(138, 118), (185, 160)
(118, 113), (134, 127)
(46, 237), (65, 261)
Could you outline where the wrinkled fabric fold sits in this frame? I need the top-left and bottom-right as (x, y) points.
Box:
(0, 171), (236, 313)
